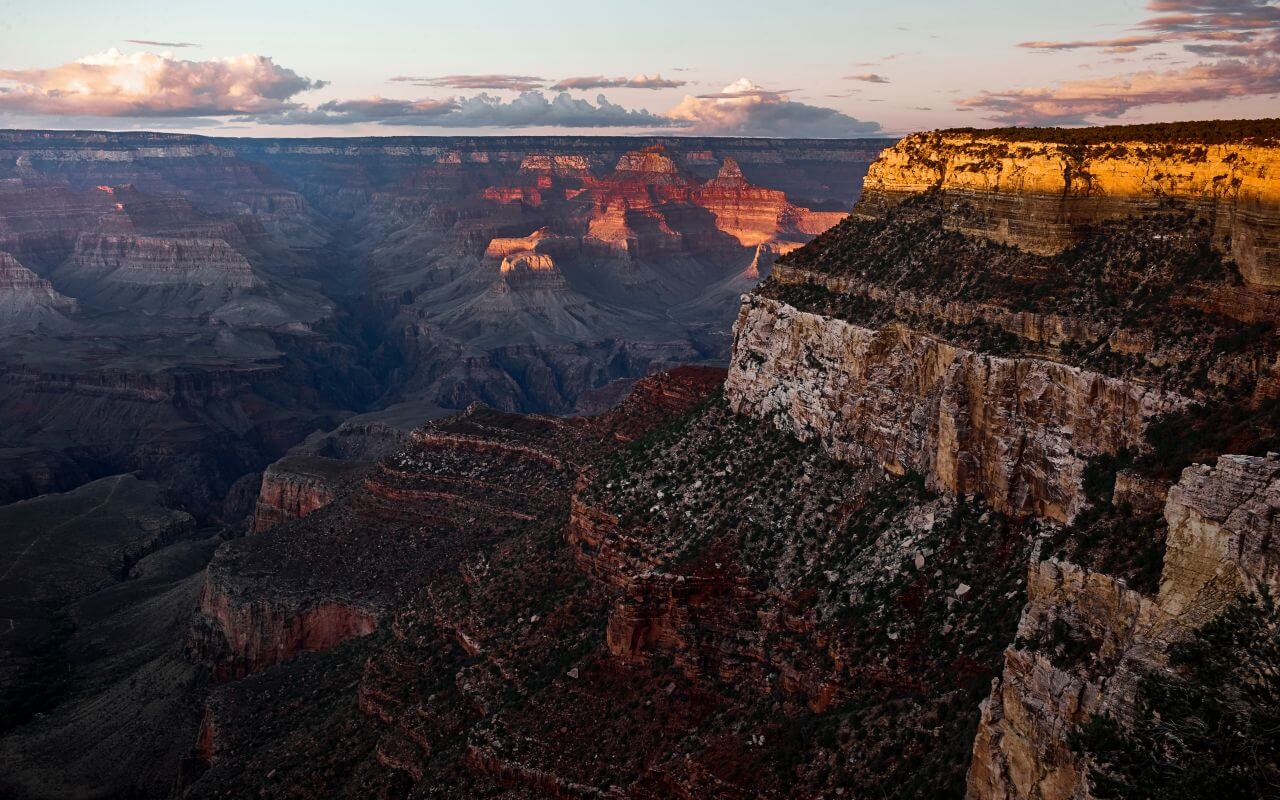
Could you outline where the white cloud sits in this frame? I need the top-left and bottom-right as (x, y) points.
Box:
(257, 91), (679, 128)
(666, 78), (881, 137)
(0, 49), (323, 117)
(550, 74), (685, 90)
(389, 74), (546, 91)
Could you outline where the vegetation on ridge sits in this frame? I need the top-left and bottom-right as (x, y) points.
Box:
(761, 192), (1275, 398)
(587, 396), (1036, 798)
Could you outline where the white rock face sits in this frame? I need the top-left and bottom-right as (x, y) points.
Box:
(724, 296), (1183, 523)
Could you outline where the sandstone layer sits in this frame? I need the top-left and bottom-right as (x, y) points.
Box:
(860, 131), (1280, 287)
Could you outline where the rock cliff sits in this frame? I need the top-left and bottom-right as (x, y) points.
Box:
(0, 251), (77, 332)
(717, 122), (1280, 799)
(251, 454), (369, 532)
(726, 296), (1181, 522)
(968, 453), (1280, 800)
(859, 129), (1280, 287)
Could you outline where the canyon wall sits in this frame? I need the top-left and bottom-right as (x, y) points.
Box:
(968, 453), (1280, 800)
(722, 125), (1280, 799)
(725, 295), (1181, 522)
(859, 132), (1280, 286)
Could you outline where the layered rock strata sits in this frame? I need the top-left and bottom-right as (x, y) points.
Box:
(968, 453), (1280, 800)
(725, 296), (1180, 522)
(251, 454), (370, 532)
(0, 251), (77, 331)
(191, 368), (725, 683)
(860, 131), (1280, 287)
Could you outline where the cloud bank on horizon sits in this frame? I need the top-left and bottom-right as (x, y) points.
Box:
(257, 91), (680, 128)
(0, 50), (880, 136)
(0, 50), (323, 117)
(667, 78), (881, 137)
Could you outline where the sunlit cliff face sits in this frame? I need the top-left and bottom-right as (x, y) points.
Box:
(499, 252), (558, 274)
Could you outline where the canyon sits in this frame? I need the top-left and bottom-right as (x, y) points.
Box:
(3, 119), (1279, 800)
(0, 131), (886, 515)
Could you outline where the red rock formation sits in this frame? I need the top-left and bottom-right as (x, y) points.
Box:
(251, 454), (368, 532)
(574, 151), (847, 255)
(482, 185), (543, 206)
(193, 578), (378, 680)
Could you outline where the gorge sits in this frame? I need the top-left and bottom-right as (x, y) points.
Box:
(2, 119), (1280, 800)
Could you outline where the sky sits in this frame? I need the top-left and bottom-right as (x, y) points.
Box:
(0, 0), (1277, 137)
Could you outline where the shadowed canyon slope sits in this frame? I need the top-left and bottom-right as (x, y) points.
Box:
(5, 120), (1280, 800)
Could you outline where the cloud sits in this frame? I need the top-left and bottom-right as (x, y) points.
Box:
(666, 78), (881, 137)
(0, 49), (323, 116)
(389, 73), (546, 91)
(259, 97), (460, 125)
(124, 39), (199, 48)
(958, 56), (1280, 124)
(1018, 0), (1279, 52)
(550, 74), (685, 90)
(846, 73), (891, 83)
(385, 73), (687, 92)
(693, 86), (795, 99)
(1142, 0), (1280, 34)
(1019, 35), (1169, 53)
(257, 90), (679, 128)
(966, 0), (1280, 124)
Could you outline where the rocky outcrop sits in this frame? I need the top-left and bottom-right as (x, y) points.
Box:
(59, 232), (260, 291)
(725, 295), (1181, 522)
(614, 145), (682, 178)
(192, 577), (378, 680)
(518, 153), (593, 177)
(860, 132), (1280, 287)
(484, 227), (577, 259)
(966, 559), (1159, 800)
(189, 397), (606, 681)
(0, 251), (77, 331)
(968, 453), (1280, 800)
(693, 157), (848, 247)
(1158, 453), (1280, 620)
(251, 454), (369, 532)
